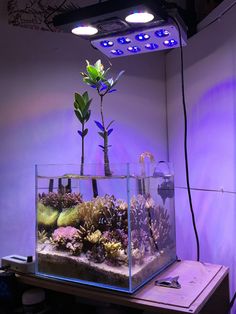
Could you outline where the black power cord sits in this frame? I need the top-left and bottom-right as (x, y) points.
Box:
(168, 16), (200, 262)
(169, 10), (235, 310)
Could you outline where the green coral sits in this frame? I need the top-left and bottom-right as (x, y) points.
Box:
(57, 206), (80, 227)
(85, 230), (102, 244)
(103, 241), (122, 259)
(37, 202), (59, 227)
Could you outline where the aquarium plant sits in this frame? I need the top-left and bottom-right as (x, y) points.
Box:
(80, 59), (124, 176)
(74, 91), (92, 175)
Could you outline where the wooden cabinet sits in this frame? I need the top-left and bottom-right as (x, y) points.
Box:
(17, 260), (229, 313)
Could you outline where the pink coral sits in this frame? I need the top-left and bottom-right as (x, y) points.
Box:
(52, 226), (79, 243)
(52, 226), (83, 255)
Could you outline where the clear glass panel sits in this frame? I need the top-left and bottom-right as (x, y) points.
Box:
(129, 161), (176, 291)
(36, 163), (176, 293)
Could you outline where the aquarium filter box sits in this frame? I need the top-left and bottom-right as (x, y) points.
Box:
(36, 163), (176, 293)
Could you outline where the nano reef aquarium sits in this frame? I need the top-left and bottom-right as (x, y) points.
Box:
(36, 162), (176, 293)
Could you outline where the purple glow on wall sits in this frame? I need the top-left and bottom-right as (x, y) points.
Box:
(166, 8), (236, 307)
(189, 78), (236, 191)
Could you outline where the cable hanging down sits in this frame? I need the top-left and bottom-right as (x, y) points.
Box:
(171, 4), (236, 309)
(168, 16), (200, 262)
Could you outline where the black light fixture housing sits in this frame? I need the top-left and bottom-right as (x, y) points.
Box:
(53, 0), (168, 36)
(53, 0), (187, 58)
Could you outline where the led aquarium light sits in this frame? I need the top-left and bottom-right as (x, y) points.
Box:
(125, 12), (154, 23)
(53, 0), (187, 58)
(117, 37), (131, 44)
(53, 0), (168, 37)
(91, 24), (187, 58)
(155, 29), (170, 37)
(135, 33), (150, 41)
(71, 26), (98, 36)
(163, 39), (178, 47)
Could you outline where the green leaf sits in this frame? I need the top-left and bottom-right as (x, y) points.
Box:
(74, 100), (78, 110)
(74, 100), (82, 111)
(87, 98), (92, 107)
(86, 65), (99, 81)
(94, 59), (105, 75)
(74, 106), (83, 118)
(74, 109), (83, 124)
(82, 99), (92, 116)
(83, 77), (96, 86)
(84, 110), (91, 122)
(74, 93), (85, 109)
(94, 59), (101, 71)
(82, 91), (89, 104)
(98, 132), (105, 138)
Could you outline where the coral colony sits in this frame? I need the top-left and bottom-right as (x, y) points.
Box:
(38, 193), (170, 264)
(37, 180), (175, 291)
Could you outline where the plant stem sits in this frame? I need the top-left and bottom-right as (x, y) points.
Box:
(100, 95), (111, 176)
(80, 123), (85, 175)
(100, 95), (105, 128)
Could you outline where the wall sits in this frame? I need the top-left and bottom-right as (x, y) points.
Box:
(166, 2), (236, 307)
(0, 5), (167, 257)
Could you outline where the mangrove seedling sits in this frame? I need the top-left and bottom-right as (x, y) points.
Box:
(81, 59), (124, 176)
(74, 91), (92, 175)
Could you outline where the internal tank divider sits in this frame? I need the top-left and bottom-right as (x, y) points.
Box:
(35, 165), (39, 274)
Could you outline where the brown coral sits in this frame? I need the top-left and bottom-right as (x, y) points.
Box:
(38, 192), (82, 211)
(131, 194), (172, 255)
(76, 200), (102, 228)
(149, 206), (171, 251)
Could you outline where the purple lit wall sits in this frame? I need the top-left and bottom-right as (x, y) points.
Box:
(166, 4), (236, 311)
(0, 4), (167, 257)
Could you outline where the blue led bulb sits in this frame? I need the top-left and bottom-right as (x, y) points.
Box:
(111, 49), (124, 56)
(117, 37), (131, 44)
(163, 39), (178, 47)
(135, 33), (150, 41)
(145, 43), (158, 50)
(155, 29), (170, 37)
(127, 46), (141, 53)
(100, 40), (114, 47)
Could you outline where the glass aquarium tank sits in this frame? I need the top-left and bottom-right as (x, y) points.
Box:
(36, 162), (176, 293)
